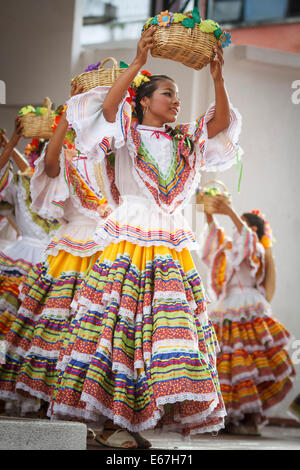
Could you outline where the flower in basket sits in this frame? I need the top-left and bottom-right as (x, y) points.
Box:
(35, 106), (48, 116)
(219, 31), (232, 48)
(84, 61), (102, 72)
(173, 13), (187, 23)
(199, 19), (220, 33)
(18, 105), (35, 116)
(157, 10), (174, 27)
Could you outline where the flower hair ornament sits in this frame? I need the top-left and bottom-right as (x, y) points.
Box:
(251, 209), (275, 248)
(52, 104), (76, 149)
(25, 138), (47, 170)
(122, 64), (152, 111)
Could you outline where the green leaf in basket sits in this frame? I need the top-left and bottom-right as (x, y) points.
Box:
(182, 17), (195, 28)
(151, 16), (158, 25)
(191, 6), (201, 24)
(214, 27), (223, 40)
(35, 106), (48, 116)
(120, 61), (129, 69)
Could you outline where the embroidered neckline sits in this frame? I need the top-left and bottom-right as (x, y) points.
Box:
(139, 138), (178, 181)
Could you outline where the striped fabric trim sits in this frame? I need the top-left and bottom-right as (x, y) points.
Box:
(47, 236), (101, 255)
(0, 165), (10, 193)
(99, 218), (196, 249)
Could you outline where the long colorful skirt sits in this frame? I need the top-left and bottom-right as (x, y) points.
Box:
(49, 240), (226, 435)
(0, 249), (101, 410)
(210, 286), (295, 424)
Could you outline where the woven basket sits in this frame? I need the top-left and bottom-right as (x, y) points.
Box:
(20, 97), (54, 139)
(151, 23), (218, 70)
(72, 57), (125, 92)
(196, 180), (230, 214)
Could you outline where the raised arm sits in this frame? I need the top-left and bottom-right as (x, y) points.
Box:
(102, 27), (156, 123)
(206, 46), (230, 139)
(210, 197), (244, 233)
(264, 246), (276, 302)
(45, 82), (84, 178)
(0, 118), (29, 172)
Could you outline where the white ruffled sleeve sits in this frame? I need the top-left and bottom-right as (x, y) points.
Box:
(66, 86), (132, 162)
(181, 102), (243, 172)
(30, 145), (70, 220)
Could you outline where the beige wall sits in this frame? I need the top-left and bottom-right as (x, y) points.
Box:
(0, 0), (82, 151)
(0, 1), (299, 417)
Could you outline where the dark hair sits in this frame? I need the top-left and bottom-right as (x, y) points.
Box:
(242, 212), (265, 240)
(135, 74), (175, 124)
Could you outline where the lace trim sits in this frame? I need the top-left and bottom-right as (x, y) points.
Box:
(0, 340), (28, 362)
(45, 242), (101, 258)
(30, 148), (69, 220)
(17, 178), (57, 241)
(211, 303), (272, 323)
(49, 402), (100, 423)
(221, 369), (259, 386)
(82, 390), (223, 433)
(219, 334), (290, 353)
(26, 345), (60, 359)
(94, 229), (197, 252)
(152, 338), (199, 355)
(226, 400), (264, 424)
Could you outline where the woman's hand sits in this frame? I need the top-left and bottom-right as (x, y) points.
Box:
(11, 117), (23, 146)
(210, 44), (224, 83)
(70, 81), (84, 97)
(0, 129), (8, 148)
(211, 196), (232, 215)
(134, 26), (156, 67)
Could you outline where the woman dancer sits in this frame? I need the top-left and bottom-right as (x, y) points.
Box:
(0, 84), (110, 416)
(202, 197), (295, 435)
(49, 27), (242, 448)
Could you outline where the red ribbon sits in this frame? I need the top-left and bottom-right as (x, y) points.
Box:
(139, 128), (172, 141)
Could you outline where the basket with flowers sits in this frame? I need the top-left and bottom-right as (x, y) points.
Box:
(196, 180), (231, 214)
(71, 57), (127, 92)
(18, 97), (55, 139)
(142, 6), (231, 70)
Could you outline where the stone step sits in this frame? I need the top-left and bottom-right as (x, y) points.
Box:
(0, 416), (87, 450)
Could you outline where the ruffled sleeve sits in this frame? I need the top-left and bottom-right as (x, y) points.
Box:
(66, 86), (132, 162)
(202, 218), (264, 301)
(176, 101), (243, 173)
(30, 144), (70, 220)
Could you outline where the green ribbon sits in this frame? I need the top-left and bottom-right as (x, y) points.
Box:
(119, 61), (129, 69)
(236, 148), (243, 193)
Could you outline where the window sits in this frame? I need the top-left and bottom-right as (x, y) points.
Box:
(81, 0), (151, 45)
